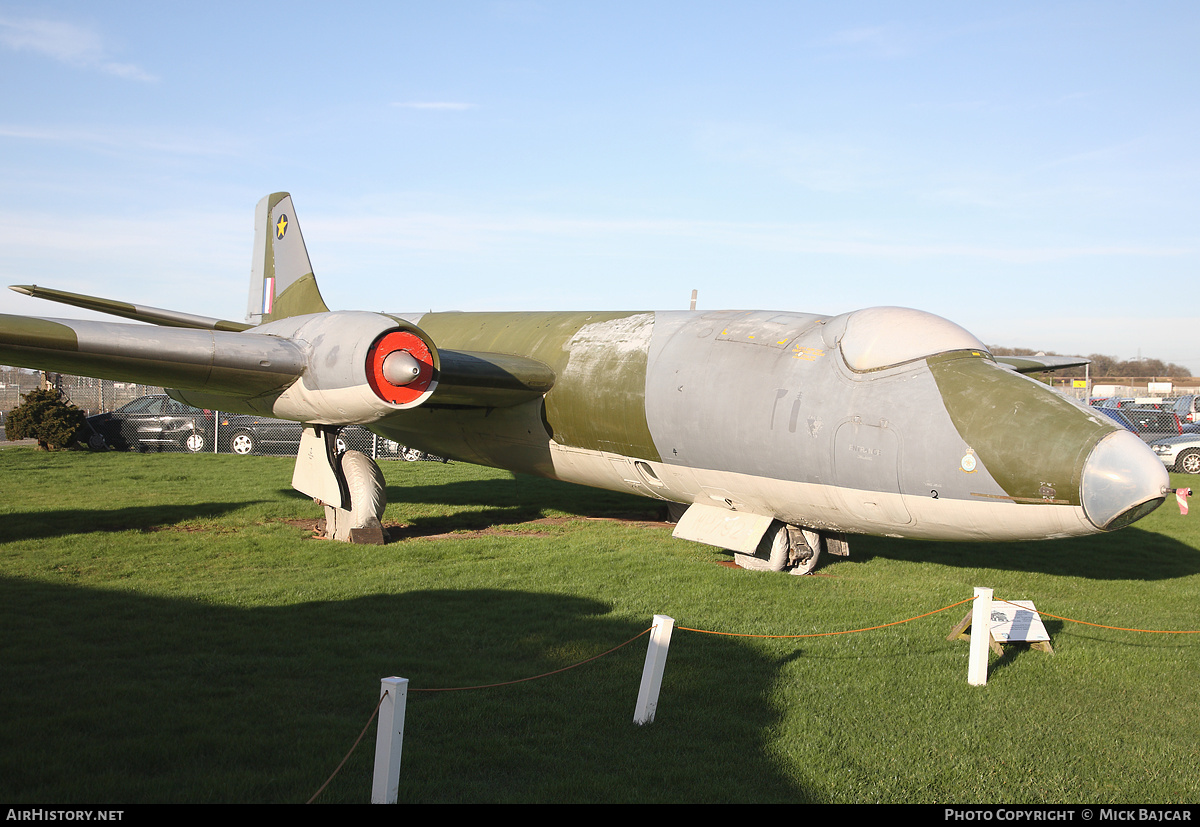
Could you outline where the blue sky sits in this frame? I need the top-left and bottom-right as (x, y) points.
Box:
(1, 2), (1197, 371)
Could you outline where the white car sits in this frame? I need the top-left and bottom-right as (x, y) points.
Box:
(1150, 434), (1200, 474)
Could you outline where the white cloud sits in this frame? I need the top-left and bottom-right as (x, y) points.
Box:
(0, 16), (155, 81)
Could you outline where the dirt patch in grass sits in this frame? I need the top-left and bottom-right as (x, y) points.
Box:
(284, 514), (672, 542)
(391, 515), (672, 542)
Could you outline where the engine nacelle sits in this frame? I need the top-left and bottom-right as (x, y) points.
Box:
(257, 311), (439, 425)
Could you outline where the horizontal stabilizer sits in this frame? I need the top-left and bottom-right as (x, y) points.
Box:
(9, 285), (251, 331)
(994, 354), (1089, 374)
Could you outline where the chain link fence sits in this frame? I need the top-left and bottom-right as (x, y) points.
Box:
(4, 366), (1196, 454)
(1045, 376), (1200, 403)
(0, 370), (446, 462)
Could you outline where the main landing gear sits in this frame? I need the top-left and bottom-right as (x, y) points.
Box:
(733, 521), (850, 575)
(292, 425), (388, 543)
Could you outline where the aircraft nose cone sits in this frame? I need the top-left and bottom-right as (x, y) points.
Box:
(1080, 429), (1169, 531)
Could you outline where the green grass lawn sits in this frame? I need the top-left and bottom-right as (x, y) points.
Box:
(1, 448), (1197, 804)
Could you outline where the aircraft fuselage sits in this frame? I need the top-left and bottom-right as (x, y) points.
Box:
(365, 306), (1166, 542)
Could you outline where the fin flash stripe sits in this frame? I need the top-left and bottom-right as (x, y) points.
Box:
(261, 277), (275, 315)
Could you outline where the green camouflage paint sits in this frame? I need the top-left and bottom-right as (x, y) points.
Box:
(929, 352), (1116, 505)
(269, 273), (328, 321)
(416, 310), (661, 461)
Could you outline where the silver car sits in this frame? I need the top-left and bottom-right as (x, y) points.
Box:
(1150, 434), (1200, 474)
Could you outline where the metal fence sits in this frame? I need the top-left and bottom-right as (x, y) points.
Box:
(0, 373), (155, 420)
(1045, 377), (1200, 403)
(0, 370), (445, 462)
(4, 367), (1196, 454)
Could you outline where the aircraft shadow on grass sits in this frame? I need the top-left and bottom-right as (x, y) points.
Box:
(846, 526), (1200, 582)
(298, 473), (1200, 583)
(276, 473), (667, 536)
(0, 502), (261, 543)
(0, 578), (807, 804)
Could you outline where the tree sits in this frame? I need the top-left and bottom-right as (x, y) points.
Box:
(4, 388), (86, 450)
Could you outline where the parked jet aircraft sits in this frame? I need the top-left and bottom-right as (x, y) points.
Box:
(0, 194), (1169, 571)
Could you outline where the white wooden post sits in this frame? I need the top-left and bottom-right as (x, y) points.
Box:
(634, 615), (675, 725)
(371, 677), (408, 804)
(968, 588), (993, 686)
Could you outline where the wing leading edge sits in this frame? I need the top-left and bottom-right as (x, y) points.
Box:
(9, 285), (252, 332)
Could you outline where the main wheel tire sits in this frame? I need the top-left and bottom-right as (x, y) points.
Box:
(325, 450), (388, 542)
(790, 529), (822, 575)
(1177, 448), (1200, 475)
(185, 432), (206, 453)
(734, 521), (791, 571)
(229, 431), (257, 455)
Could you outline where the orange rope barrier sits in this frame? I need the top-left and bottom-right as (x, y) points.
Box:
(306, 627), (654, 801)
(996, 598), (1200, 635)
(409, 627), (654, 692)
(307, 689), (389, 804)
(678, 596), (976, 639)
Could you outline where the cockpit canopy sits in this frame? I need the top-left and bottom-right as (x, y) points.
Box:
(829, 306), (990, 372)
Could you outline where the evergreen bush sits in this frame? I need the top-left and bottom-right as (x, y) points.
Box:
(4, 388), (86, 450)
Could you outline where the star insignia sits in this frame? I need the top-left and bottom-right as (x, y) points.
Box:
(275, 215), (288, 240)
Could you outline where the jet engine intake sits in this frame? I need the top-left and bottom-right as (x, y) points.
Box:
(256, 311), (441, 425)
(367, 330), (435, 405)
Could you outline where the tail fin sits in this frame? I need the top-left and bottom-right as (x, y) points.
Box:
(246, 192), (330, 324)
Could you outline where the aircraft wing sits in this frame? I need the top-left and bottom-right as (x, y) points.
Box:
(0, 313), (303, 396)
(994, 354), (1089, 374)
(9, 284), (252, 332)
(2, 190), (555, 423)
(0, 310), (555, 421)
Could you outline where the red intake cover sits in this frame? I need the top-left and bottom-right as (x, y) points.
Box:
(366, 331), (434, 405)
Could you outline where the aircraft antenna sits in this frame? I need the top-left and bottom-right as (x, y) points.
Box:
(689, 289), (697, 311)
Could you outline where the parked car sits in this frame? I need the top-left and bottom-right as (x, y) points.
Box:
(1150, 434), (1200, 475)
(217, 413), (307, 456)
(87, 394), (443, 459)
(86, 395), (213, 452)
(214, 413), (400, 457)
(1097, 398), (1152, 410)
(1094, 406), (1183, 443)
(1125, 407), (1183, 438)
(1094, 407), (1137, 431)
(1166, 394), (1198, 425)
